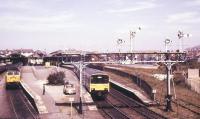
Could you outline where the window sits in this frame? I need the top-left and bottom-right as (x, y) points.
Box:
(7, 72), (13, 75)
(91, 75), (109, 84)
(14, 71), (19, 75)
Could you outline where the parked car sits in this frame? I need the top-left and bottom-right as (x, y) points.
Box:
(63, 83), (76, 95)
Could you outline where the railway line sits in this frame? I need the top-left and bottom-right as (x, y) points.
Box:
(95, 88), (167, 119)
(7, 86), (39, 119)
(95, 98), (131, 119)
(109, 88), (167, 119)
(173, 99), (200, 115)
(106, 92), (145, 119)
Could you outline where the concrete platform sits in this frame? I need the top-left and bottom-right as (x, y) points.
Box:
(110, 79), (153, 105)
(108, 64), (159, 69)
(21, 66), (104, 119)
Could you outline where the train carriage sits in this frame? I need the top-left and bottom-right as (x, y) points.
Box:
(84, 69), (110, 99)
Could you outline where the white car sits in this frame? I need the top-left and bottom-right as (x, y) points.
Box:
(63, 83), (76, 95)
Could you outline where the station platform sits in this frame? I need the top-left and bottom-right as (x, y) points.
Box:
(21, 66), (104, 119)
(88, 66), (156, 106)
(110, 79), (154, 105)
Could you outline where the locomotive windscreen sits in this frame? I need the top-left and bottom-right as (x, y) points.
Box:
(7, 70), (20, 75)
(91, 75), (109, 84)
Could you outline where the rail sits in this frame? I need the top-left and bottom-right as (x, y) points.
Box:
(96, 99), (131, 119)
(110, 88), (167, 119)
(7, 88), (39, 119)
(172, 99), (200, 115)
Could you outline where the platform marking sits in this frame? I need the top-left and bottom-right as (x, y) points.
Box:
(88, 106), (97, 110)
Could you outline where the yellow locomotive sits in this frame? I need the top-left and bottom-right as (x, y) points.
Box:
(5, 68), (21, 89)
(84, 69), (110, 98)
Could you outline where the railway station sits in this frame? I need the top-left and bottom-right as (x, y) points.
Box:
(0, 0), (200, 119)
(0, 50), (200, 118)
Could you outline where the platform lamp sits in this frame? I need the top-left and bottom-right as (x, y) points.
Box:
(117, 38), (124, 53)
(164, 38), (172, 52)
(164, 38), (175, 111)
(164, 38), (172, 111)
(79, 57), (84, 114)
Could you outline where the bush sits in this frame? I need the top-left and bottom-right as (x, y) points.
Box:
(47, 71), (65, 85)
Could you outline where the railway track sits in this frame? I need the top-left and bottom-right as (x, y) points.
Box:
(7, 88), (39, 119)
(110, 88), (167, 119)
(173, 99), (200, 115)
(96, 99), (131, 119)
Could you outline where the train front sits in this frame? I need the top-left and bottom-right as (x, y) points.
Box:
(90, 74), (109, 98)
(5, 70), (21, 89)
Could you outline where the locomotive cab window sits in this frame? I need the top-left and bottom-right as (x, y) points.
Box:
(14, 71), (19, 75)
(7, 72), (13, 75)
(91, 75), (109, 84)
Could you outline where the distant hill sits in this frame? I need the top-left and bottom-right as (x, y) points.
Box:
(186, 45), (200, 58)
(186, 45), (200, 51)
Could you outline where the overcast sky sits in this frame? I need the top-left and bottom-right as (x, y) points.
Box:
(0, 0), (200, 52)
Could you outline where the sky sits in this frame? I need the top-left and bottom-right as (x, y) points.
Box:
(0, 0), (200, 52)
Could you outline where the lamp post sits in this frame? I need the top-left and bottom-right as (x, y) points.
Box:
(79, 61), (83, 114)
(164, 38), (175, 111)
(117, 38), (124, 53)
(130, 27), (141, 53)
(165, 38), (172, 52)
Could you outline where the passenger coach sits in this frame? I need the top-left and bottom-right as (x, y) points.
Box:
(84, 72), (110, 98)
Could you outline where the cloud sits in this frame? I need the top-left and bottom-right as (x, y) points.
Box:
(106, 1), (157, 13)
(0, 0), (85, 32)
(0, 0), (69, 16)
(106, 0), (124, 6)
(185, 0), (200, 6)
(0, 0), (34, 11)
(0, 13), (83, 32)
(166, 12), (200, 23)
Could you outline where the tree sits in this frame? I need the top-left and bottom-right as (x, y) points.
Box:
(47, 71), (65, 85)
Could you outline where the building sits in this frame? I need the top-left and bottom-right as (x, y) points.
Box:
(187, 69), (200, 94)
